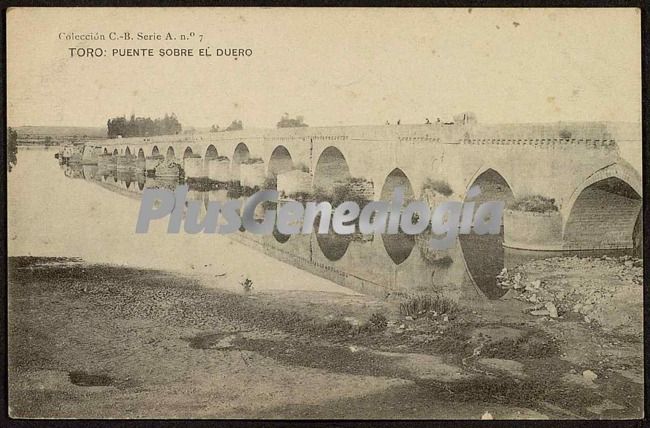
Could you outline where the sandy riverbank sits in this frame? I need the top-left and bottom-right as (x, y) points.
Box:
(8, 256), (643, 419)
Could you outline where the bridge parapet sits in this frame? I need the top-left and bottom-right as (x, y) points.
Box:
(93, 120), (635, 160)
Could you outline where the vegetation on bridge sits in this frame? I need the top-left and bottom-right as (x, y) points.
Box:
(509, 195), (559, 213)
(277, 113), (308, 128)
(286, 177), (373, 209)
(241, 157), (264, 165)
(422, 178), (453, 197)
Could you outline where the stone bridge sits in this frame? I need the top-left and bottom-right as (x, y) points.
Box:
(81, 118), (643, 300)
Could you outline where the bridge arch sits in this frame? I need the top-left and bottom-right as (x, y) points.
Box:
(166, 146), (176, 160)
(562, 162), (642, 220)
(152, 146), (160, 157)
(316, 228), (350, 262)
(183, 146), (194, 158)
(267, 145), (294, 178)
(231, 142), (251, 182)
(205, 144), (218, 160)
(314, 146), (353, 261)
(112, 148), (119, 156)
(563, 162), (642, 251)
(459, 167), (514, 300)
(313, 146), (351, 191)
(233, 142), (250, 162)
(463, 166), (515, 205)
(137, 148), (145, 159)
(125, 147), (132, 157)
(380, 168), (416, 265)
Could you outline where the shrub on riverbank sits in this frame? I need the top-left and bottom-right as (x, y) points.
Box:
(263, 176), (277, 190)
(226, 181), (259, 198)
(399, 294), (458, 319)
(186, 177), (226, 191)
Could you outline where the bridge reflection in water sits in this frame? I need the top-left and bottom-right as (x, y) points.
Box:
(64, 159), (636, 301)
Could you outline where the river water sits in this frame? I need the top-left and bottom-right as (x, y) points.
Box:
(8, 148), (356, 294)
(8, 148), (630, 299)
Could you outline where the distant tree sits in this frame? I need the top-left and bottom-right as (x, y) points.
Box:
(7, 127), (18, 172)
(559, 129), (572, 140)
(225, 120), (243, 131)
(107, 113), (182, 138)
(210, 124), (220, 133)
(277, 113), (308, 128)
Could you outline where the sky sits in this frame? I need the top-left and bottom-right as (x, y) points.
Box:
(7, 8), (642, 129)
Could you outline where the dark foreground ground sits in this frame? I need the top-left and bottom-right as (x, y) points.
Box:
(7, 257), (643, 419)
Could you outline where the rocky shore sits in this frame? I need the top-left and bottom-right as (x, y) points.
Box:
(497, 255), (643, 336)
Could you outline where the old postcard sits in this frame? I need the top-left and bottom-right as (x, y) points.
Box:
(6, 7), (643, 420)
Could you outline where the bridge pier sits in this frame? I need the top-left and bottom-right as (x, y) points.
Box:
(97, 153), (113, 171)
(81, 146), (100, 165)
(503, 210), (564, 251)
(277, 170), (311, 197)
(183, 155), (205, 179)
(207, 158), (230, 182)
(240, 162), (266, 188)
(135, 157), (146, 173)
(108, 154), (117, 169)
(116, 154), (135, 172)
(154, 158), (182, 179)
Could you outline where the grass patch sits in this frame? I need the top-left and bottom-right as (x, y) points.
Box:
(399, 294), (459, 319)
(323, 319), (356, 336)
(363, 313), (388, 333)
(422, 374), (600, 412)
(480, 332), (559, 359)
